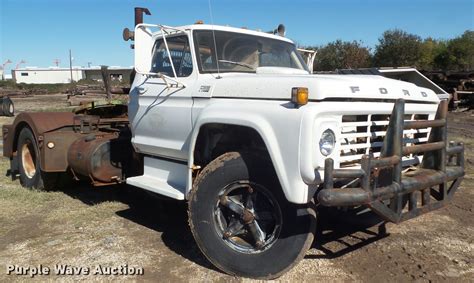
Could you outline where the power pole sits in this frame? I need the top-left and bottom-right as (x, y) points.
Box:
(1, 59), (12, 80)
(15, 60), (26, 70)
(2, 59), (12, 69)
(69, 49), (73, 83)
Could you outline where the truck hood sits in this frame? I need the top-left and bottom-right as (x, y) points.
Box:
(208, 72), (440, 103)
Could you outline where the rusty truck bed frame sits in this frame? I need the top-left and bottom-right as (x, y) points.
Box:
(2, 104), (142, 186)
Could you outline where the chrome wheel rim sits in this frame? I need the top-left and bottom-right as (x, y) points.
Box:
(213, 181), (282, 254)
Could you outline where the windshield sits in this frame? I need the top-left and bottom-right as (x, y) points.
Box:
(193, 30), (308, 73)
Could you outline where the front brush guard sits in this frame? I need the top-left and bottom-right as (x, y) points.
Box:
(317, 99), (465, 223)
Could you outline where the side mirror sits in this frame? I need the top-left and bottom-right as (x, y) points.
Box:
(134, 24), (154, 75)
(133, 24), (186, 89)
(297, 48), (316, 74)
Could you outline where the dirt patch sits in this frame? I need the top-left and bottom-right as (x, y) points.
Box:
(0, 96), (472, 281)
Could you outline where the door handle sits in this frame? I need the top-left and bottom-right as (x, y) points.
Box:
(137, 86), (148, 94)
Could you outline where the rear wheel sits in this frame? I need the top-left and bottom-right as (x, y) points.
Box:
(189, 151), (316, 279)
(17, 127), (57, 190)
(1, 96), (14, 117)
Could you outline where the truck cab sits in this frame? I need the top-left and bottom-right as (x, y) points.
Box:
(126, 23), (312, 200)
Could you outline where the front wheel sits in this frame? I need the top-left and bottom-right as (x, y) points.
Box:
(188, 152), (316, 279)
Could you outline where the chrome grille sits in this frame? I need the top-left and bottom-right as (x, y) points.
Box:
(340, 114), (430, 167)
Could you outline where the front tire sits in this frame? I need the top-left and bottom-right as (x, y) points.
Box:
(17, 127), (57, 190)
(188, 152), (315, 279)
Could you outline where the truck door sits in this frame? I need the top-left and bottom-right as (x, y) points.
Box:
(130, 34), (196, 161)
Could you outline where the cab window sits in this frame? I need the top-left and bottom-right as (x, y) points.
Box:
(151, 35), (193, 77)
(193, 30), (307, 73)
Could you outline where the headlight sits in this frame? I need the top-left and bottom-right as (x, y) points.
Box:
(319, 129), (335, 156)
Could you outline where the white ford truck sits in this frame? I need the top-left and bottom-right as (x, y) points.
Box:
(2, 7), (465, 279)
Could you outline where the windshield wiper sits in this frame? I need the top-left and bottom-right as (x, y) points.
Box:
(218, 60), (255, 70)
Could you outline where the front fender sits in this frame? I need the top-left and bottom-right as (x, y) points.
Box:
(187, 99), (313, 204)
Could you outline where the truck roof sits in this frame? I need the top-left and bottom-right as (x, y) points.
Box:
(157, 23), (295, 44)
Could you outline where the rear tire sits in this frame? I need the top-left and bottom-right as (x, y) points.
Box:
(1, 96), (14, 117)
(17, 127), (57, 190)
(188, 151), (316, 279)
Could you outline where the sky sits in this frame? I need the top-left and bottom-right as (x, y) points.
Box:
(1, 0), (473, 73)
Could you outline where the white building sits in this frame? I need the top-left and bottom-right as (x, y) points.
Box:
(11, 66), (132, 84)
(13, 67), (84, 84)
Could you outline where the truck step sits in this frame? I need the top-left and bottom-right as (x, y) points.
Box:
(126, 156), (188, 200)
(127, 175), (185, 200)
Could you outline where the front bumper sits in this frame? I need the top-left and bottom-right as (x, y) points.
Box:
(317, 99), (465, 223)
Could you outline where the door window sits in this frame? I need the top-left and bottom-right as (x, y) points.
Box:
(151, 35), (193, 77)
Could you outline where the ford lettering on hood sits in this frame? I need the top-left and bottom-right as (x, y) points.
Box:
(207, 71), (440, 104)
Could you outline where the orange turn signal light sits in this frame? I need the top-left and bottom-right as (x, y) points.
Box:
(291, 87), (309, 106)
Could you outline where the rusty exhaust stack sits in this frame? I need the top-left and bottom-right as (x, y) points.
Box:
(123, 7), (152, 47)
(134, 7), (151, 27)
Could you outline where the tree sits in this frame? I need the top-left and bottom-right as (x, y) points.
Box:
(418, 37), (447, 70)
(434, 30), (474, 70)
(373, 29), (423, 67)
(312, 40), (372, 71)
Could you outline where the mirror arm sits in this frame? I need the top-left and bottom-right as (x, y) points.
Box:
(136, 70), (186, 89)
(159, 73), (171, 89)
(161, 27), (178, 79)
(160, 73), (186, 88)
(156, 73), (186, 89)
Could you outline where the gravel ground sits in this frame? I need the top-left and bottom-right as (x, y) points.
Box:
(0, 95), (472, 282)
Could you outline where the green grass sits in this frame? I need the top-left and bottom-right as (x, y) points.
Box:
(0, 156), (128, 235)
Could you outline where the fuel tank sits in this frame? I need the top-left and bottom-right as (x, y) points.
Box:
(67, 133), (139, 185)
